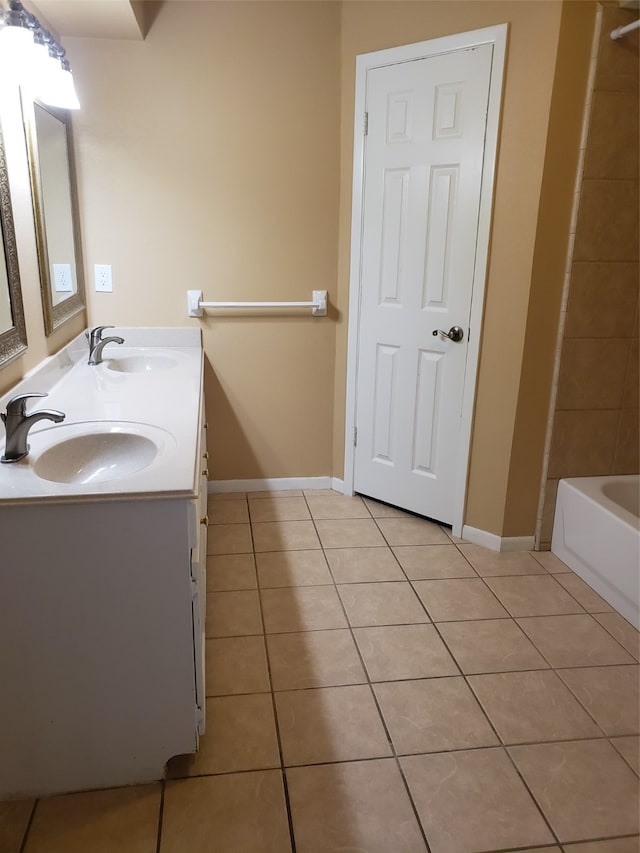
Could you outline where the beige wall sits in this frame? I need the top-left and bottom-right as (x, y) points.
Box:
(540, 2), (639, 546)
(66, 1), (341, 479)
(334, 1), (565, 535)
(0, 82), (86, 398)
(503, 0), (596, 537)
(2, 1), (610, 540)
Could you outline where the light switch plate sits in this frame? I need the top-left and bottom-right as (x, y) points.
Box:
(95, 264), (112, 292)
(53, 263), (73, 292)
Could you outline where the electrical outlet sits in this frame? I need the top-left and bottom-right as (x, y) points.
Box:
(95, 264), (112, 292)
(53, 263), (73, 292)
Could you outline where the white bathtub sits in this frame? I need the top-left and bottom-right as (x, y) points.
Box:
(552, 475), (640, 629)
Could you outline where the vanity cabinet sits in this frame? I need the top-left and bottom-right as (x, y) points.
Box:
(1, 465), (208, 799)
(0, 329), (207, 799)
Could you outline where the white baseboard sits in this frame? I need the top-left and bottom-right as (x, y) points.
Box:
(331, 478), (345, 493)
(208, 476), (339, 494)
(462, 525), (535, 552)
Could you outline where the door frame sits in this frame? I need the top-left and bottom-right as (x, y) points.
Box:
(343, 24), (508, 537)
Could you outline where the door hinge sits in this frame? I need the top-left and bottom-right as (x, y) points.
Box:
(363, 112), (368, 136)
(353, 426), (358, 447)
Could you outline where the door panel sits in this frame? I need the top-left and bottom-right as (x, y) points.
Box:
(354, 44), (493, 524)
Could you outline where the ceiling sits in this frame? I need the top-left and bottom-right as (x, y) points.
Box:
(26, 0), (162, 40)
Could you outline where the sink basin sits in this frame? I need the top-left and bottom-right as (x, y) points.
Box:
(30, 422), (175, 485)
(106, 355), (178, 374)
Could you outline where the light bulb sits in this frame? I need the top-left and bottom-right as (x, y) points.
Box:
(0, 18), (34, 81)
(38, 53), (80, 110)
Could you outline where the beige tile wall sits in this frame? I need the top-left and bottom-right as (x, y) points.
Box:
(542, 4), (639, 547)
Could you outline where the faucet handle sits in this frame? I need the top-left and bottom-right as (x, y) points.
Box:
(88, 326), (114, 346)
(3, 392), (48, 418)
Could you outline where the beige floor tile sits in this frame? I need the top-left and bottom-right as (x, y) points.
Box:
(167, 694), (280, 777)
(376, 517), (450, 546)
(338, 581), (429, 627)
(325, 546), (405, 583)
(25, 785), (160, 853)
(484, 575), (585, 617)
(286, 759), (427, 853)
(161, 771), (292, 853)
(595, 612), (640, 659)
(611, 735), (640, 774)
(557, 665), (639, 736)
(208, 491), (246, 502)
(249, 497), (310, 522)
(256, 550), (332, 588)
(374, 677), (499, 754)
(261, 586), (347, 633)
(401, 748), (554, 853)
(458, 545), (546, 576)
(306, 494), (370, 519)
(517, 615), (635, 667)
(393, 544), (476, 579)
(302, 488), (341, 497)
(275, 685), (392, 766)
(354, 624), (459, 681)
(207, 523), (253, 555)
(205, 636), (270, 696)
(509, 739), (640, 842)
(562, 839), (640, 853)
(468, 670), (602, 744)
(315, 519), (386, 548)
(267, 629), (366, 690)
(554, 572), (613, 612)
(529, 550), (571, 573)
(363, 497), (416, 518)
(437, 619), (549, 674)
(0, 800), (33, 853)
(252, 521), (320, 552)
(248, 489), (303, 498)
(413, 578), (508, 622)
(205, 590), (263, 637)
(206, 554), (257, 591)
(208, 500), (249, 524)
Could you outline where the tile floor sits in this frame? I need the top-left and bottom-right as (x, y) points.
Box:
(2, 490), (639, 852)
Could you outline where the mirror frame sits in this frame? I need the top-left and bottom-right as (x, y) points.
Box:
(0, 118), (28, 365)
(23, 99), (85, 336)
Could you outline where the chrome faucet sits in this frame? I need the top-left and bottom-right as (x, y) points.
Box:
(1, 393), (65, 463)
(87, 325), (125, 365)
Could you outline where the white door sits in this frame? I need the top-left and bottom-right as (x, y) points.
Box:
(353, 43), (493, 525)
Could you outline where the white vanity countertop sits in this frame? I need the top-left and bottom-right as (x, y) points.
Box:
(0, 328), (204, 505)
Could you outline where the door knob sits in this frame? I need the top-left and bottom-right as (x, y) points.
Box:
(432, 325), (464, 343)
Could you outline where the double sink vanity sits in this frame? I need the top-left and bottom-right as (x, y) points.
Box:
(0, 327), (207, 799)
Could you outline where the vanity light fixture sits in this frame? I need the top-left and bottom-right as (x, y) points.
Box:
(0, 0), (80, 109)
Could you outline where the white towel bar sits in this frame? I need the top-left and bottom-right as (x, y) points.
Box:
(187, 290), (327, 317)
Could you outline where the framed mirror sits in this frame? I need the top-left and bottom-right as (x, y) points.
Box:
(0, 115), (28, 366)
(23, 100), (84, 336)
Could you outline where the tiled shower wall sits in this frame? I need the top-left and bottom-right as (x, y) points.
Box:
(540, 3), (639, 548)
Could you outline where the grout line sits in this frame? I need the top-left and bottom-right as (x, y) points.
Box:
(155, 780), (165, 853)
(608, 737), (640, 778)
(18, 798), (38, 853)
(253, 554), (298, 853)
(204, 505), (638, 850)
(162, 733), (638, 779)
(301, 491), (434, 852)
(420, 614), (565, 844)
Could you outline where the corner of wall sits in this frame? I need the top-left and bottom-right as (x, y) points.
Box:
(502, 0), (597, 538)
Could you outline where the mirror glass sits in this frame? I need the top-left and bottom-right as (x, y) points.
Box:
(0, 114), (28, 365)
(24, 100), (84, 335)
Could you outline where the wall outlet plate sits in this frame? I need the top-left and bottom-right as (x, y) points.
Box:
(53, 263), (73, 292)
(95, 264), (112, 292)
